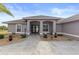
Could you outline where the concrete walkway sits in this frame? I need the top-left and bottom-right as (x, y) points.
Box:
(0, 35), (79, 55)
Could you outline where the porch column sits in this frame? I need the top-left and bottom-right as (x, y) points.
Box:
(53, 21), (56, 35)
(40, 21), (43, 35)
(26, 20), (30, 35)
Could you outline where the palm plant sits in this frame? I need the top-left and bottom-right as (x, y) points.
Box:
(0, 3), (14, 40)
(0, 3), (13, 16)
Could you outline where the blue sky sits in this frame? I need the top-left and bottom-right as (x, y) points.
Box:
(0, 3), (79, 26)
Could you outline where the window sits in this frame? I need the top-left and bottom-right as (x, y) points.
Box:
(43, 24), (49, 31)
(16, 24), (22, 32)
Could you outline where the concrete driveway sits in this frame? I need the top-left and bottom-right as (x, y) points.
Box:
(0, 35), (79, 55)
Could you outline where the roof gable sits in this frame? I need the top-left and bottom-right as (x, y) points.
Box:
(4, 15), (63, 24)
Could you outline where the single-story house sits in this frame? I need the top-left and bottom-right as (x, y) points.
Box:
(4, 14), (79, 38)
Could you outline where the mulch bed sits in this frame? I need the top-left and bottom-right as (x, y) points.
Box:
(41, 35), (72, 41)
(0, 34), (26, 46)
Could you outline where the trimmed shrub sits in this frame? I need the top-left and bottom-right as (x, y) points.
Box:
(0, 35), (4, 39)
(57, 34), (63, 36)
(21, 34), (26, 38)
(54, 33), (58, 38)
(43, 34), (47, 38)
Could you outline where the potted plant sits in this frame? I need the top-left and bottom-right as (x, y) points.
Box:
(9, 35), (13, 41)
(54, 33), (57, 38)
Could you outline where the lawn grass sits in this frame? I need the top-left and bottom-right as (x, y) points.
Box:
(0, 30), (8, 35)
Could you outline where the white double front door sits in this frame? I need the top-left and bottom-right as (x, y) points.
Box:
(31, 25), (39, 34)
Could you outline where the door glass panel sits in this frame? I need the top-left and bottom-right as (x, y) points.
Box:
(36, 26), (38, 32)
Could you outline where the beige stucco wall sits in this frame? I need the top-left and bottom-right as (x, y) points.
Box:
(8, 24), (16, 33)
(56, 24), (62, 32)
(62, 20), (79, 35)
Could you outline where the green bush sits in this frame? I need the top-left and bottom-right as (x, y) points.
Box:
(21, 34), (26, 38)
(43, 34), (47, 38)
(57, 34), (63, 36)
(0, 35), (4, 39)
(12, 33), (16, 35)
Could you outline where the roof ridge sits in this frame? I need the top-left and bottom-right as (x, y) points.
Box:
(23, 15), (63, 19)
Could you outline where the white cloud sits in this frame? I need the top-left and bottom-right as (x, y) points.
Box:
(35, 10), (43, 15)
(5, 3), (24, 11)
(51, 8), (62, 15)
(51, 7), (79, 18)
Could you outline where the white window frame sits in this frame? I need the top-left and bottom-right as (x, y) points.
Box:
(16, 24), (22, 33)
(43, 23), (49, 33)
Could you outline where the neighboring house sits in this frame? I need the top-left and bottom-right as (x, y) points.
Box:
(4, 14), (79, 38)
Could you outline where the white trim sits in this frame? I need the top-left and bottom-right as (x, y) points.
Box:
(40, 33), (43, 35)
(40, 21), (43, 35)
(53, 21), (56, 34)
(16, 24), (22, 33)
(57, 32), (79, 38)
(26, 21), (30, 35)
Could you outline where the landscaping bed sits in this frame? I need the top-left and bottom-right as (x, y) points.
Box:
(41, 34), (71, 41)
(0, 32), (27, 46)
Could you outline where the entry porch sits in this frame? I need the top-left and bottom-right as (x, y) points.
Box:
(24, 20), (56, 35)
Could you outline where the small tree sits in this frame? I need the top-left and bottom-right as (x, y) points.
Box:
(0, 26), (8, 30)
